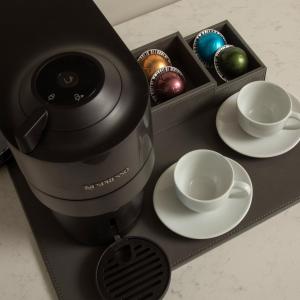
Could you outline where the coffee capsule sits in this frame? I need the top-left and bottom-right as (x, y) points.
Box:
(150, 66), (185, 103)
(137, 49), (172, 80)
(193, 29), (226, 67)
(214, 45), (249, 81)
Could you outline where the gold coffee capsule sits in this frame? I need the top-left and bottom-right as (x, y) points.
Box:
(137, 49), (172, 80)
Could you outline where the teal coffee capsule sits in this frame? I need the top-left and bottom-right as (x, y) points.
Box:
(193, 29), (226, 67)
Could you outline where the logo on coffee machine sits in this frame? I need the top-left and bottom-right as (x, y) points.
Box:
(83, 168), (130, 191)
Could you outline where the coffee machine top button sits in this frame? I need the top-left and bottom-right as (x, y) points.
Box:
(57, 71), (80, 89)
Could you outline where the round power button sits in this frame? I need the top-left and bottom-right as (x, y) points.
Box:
(57, 71), (79, 88)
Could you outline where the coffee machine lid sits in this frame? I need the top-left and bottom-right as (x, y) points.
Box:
(0, 131), (12, 167)
(0, 1), (149, 162)
(10, 51), (124, 155)
(96, 236), (171, 300)
(0, 48), (149, 162)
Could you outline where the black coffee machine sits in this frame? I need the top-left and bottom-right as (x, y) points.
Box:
(0, 0), (155, 245)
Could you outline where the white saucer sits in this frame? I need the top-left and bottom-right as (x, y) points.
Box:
(216, 92), (300, 158)
(153, 159), (253, 239)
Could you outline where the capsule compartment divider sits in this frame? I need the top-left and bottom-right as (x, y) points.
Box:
(132, 21), (267, 133)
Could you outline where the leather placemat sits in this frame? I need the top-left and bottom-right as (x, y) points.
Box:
(8, 104), (300, 300)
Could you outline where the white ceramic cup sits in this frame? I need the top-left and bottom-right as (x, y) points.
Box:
(173, 150), (251, 213)
(237, 81), (300, 138)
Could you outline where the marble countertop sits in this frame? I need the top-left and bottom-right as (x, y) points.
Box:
(1, 0), (300, 299)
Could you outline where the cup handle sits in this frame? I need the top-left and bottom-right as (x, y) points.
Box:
(284, 111), (300, 130)
(229, 180), (251, 199)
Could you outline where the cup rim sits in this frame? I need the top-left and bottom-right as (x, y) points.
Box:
(173, 149), (234, 204)
(237, 81), (292, 127)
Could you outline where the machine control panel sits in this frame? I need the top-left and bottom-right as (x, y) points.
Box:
(34, 53), (104, 106)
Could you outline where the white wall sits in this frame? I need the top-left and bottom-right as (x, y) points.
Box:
(94, 0), (179, 25)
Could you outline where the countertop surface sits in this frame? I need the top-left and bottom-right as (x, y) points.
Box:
(1, 0), (300, 299)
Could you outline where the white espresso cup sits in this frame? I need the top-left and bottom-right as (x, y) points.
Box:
(174, 150), (251, 213)
(237, 81), (300, 138)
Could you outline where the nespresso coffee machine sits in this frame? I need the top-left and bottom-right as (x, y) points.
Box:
(0, 0), (156, 246)
(1, 1), (172, 298)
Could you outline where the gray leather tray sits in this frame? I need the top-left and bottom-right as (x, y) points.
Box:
(8, 103), (300, 300)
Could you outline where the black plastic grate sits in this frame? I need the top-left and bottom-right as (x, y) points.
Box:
(96, 237), (170, 300)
